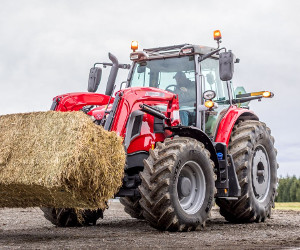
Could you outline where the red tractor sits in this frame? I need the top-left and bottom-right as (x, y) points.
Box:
(42, 31), (278, 231)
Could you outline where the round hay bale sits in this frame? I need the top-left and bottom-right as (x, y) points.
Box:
(0, 111), (125, 209)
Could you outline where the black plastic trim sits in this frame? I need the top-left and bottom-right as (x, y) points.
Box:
(154, 117), (164, 133)
(116, 172), (142, 197)
(50, 98), (59, 111)
(227, 154), (241, 197)
(124, 111), (144, 149)
(103, 93), (121, 131)
(126, 151), (149, 170)
(165, 126), (219, 169)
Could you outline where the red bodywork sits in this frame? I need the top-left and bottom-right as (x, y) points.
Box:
(87, 104), (113, 120)
(53, 87), (180, 154)
(53, 89), (257, 152)
(214, 105), (258, 146)
(108, 87), (180, 153)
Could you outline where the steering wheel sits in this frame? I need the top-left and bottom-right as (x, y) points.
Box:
(165, 84), (177, 93)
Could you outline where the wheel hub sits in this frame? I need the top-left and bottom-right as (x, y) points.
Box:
(177, 161), (206, 214)
(178, 177), (192, 197)
(252, 145), (270, 202)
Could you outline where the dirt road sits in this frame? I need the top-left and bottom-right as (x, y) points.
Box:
(0, 201), (299, 249)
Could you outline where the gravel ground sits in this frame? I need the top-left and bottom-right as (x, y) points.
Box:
(0, 201), (299, 249)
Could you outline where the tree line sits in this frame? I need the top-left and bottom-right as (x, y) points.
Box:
(275, 176), (300, 202)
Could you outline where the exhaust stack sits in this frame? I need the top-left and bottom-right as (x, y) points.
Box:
(105, 53), (119, 96)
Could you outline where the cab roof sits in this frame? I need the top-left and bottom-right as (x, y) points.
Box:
(130, 44), (218, 61)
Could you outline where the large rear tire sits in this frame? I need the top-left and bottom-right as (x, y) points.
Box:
(120, 197), (144, 219)
(139, 137), (216, 231)
(216, 120), (278, 222)
(41, 207), (104, 227)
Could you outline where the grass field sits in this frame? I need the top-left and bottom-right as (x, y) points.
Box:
(275, 202), (300, 211)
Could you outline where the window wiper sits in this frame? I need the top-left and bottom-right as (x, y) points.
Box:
(199, 47), (225, 62)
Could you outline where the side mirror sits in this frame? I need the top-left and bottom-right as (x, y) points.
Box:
(219, 51), (234, 81)
(88, 67), (102, 92)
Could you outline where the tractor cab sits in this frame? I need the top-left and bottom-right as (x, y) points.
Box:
(127, 40), (234, 140)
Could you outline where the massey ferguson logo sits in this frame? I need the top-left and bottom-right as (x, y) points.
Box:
(145, 92), (165, 97)
(95, 114), (102, 120)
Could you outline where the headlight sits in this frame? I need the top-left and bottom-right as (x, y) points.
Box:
(203, 90), (216, 100)
(204, 100), (214, 108)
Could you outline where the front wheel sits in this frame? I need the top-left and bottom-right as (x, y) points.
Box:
(139, 137), (216, 231)
(41, 207), (104, 227)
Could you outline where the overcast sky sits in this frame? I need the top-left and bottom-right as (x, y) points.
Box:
(0, 0), (299, 177)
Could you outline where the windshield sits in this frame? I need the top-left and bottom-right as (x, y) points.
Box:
(130, 56), (195, 90)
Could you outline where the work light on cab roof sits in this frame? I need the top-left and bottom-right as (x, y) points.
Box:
(180, 47), (194, 55)
(214, 30), (222, 48)
(131, 41), (138, 52)
(214, 30), (222, 41)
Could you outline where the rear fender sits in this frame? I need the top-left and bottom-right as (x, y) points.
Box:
(215, 105), (259, 145)
(51, 92), (113, 111)
(165, 126), (219, 169)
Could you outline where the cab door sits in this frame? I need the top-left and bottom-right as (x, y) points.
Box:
(200, 57), (232, 138)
